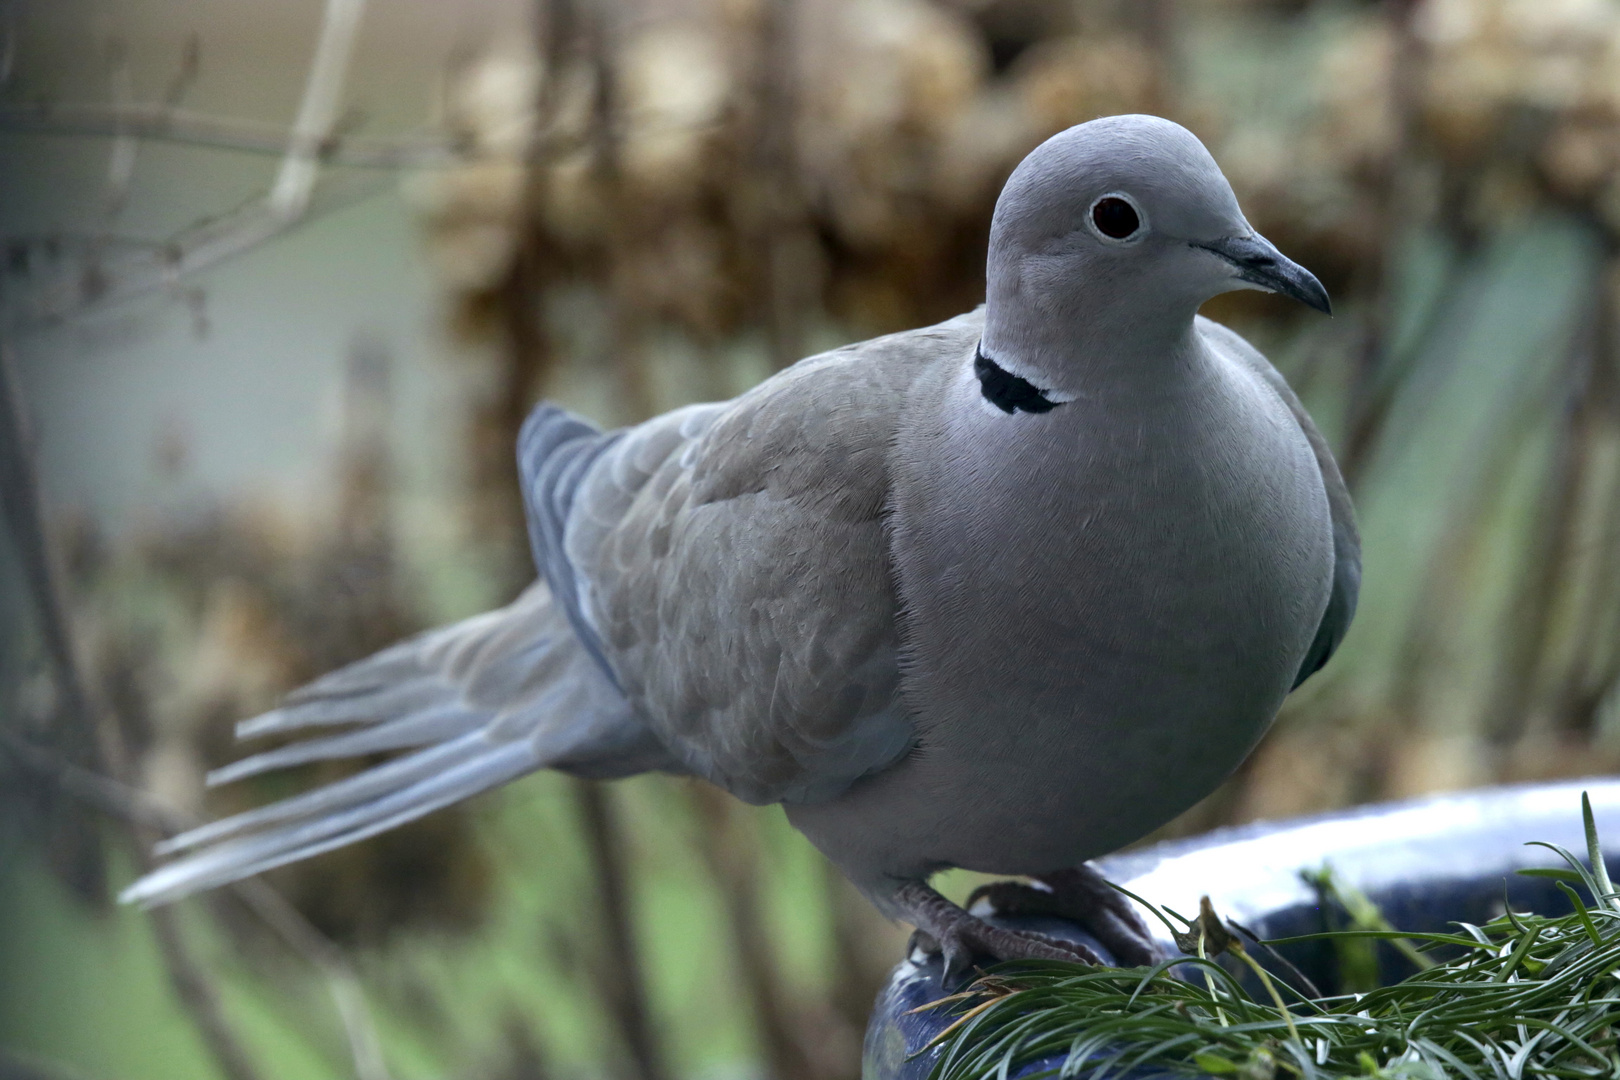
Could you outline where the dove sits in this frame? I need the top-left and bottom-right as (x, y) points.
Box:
(121, 115), (1357, 978)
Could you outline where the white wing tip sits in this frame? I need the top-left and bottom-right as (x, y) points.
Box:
(235, 709), (288, 739)
(118, 863), (192, 908)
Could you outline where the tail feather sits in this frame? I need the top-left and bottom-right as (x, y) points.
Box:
(239, 680), (453, 737)
(239, 608), (522, 738)
(126, 736), (541, 907)
(120, 580), (667, 908)
(208, 703), (485, 786)
(154, 732), (500, 857)
(277, 650), (422, 704)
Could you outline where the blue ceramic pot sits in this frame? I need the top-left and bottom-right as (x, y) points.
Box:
(864, 778), (1620, 1080)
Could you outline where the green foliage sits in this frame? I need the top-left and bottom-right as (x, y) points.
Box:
(927, 798), (1620, 1080)
(1302, 865), (1435, 995)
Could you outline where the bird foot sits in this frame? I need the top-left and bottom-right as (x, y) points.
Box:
(964, 863), (1162, 968)
(893, 880), (1105, 986)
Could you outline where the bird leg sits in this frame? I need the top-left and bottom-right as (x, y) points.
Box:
(892, 879), (1105, 985)
(965, 863), (1162, 967)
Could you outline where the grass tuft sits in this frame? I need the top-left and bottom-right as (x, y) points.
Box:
(925, 797), (1620, 1080)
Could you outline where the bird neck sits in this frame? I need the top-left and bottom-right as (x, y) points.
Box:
(979, 303), (1206, 403)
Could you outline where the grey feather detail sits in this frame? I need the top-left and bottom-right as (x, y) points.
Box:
(277, 651), (431, 706)
(236, 605), (533, 739)
(208, 703), (484, 785)
(236, 685), (453, 738)
(124, 734), (541, 907)
(518, 404), (626, 690)
(564, 322), (973, 805)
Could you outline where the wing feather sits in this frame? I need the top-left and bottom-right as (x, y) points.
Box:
(566, 312), (984, 804)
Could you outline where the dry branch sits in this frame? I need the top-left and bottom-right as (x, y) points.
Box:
(0, 345), (266, 1080)
(269, 0), (368, 222)
(689, 784), (825, 1080)
(0, 727), (392, 1080)
(0, 341), (391, 1080)
(1, 0), (370, 333)
(0, 103), (456, 166)
(573, 781), (670, 1080)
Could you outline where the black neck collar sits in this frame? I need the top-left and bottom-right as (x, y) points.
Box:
(974, 344), (1061, 414)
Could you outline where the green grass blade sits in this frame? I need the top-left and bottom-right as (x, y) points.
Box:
(1582, 793), (1617, 912)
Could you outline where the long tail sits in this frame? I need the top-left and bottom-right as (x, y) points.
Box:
(120, 581), (664, 907)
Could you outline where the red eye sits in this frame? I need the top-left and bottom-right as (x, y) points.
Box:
(1092, 197), (1140, 239)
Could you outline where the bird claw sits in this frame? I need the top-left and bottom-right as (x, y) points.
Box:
(907, 928), (941, 961)
(894, 879), (1108, 987)
(907, 928), (976, 985)
(963, 864), (1163, 968)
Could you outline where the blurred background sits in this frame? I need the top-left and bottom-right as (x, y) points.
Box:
(5, 0), (1620, 1078)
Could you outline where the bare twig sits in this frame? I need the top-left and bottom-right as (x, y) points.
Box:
(0, 728), (174, 831)
(586, 1), (654, 423)
(2, 0), (367, 333)
(0, 103), (456, 166)
(270, 0), (368, 221)
(0, 345), (99, 760)
(0, 726), (393, 1080)
(0, 345), (267, 1080)
(229, 878), (392, 1080)
(0, 1047), (94, 1080)
(751, 0), (811, 370)
(573, 781), (670, 1080)
(101, 36), (137, 221)
(3, 171), (390, 334)
(0, 345), (390, 1080)
(145, 905), (266, 1080)
(689, 784), (820, 1080)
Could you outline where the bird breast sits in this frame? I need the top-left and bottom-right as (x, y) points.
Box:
(877, 342), (1335, 875)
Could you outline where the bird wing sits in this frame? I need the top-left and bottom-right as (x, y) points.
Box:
(547, 311), (984, 805)
(1197, 315), (1361, 687)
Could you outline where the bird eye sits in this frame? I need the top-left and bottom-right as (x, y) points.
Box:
(1091, 196), (1141, 240)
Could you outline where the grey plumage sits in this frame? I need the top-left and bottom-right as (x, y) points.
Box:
(121, 114), (1357, 967)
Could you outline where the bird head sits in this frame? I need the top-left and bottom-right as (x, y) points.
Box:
(985, 115), (1328, 360)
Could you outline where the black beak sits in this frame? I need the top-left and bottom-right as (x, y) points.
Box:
(1192, 234), (1332, 315)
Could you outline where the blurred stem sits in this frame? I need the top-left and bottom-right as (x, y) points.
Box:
(0, 103), (454, 167)
(822, 858), (884, 1053)
(0, 344), (265, 1080)
(1340, 0), (1431, 489)
(0, 1048), (98, 1080)
(0, 345), (101, 773)
(0, 728), (392, 1080)
(586, 0), (654, 423)
(471, 0), (569, 598)
(1387, 320), (1555, 729)
(145, 905), (267, 1080)
(1483, 274), (1606, 747)
(753, 0), (810, 370)
(1562, 475), (1620, 726)
(1550, 259), (1620, 733)
(689, 784), (820, 1080)
(1343, 250), (1475, 487)
(573, 781), (669, 1080)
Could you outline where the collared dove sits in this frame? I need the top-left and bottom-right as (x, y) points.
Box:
(121, 115), (1357, 976)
